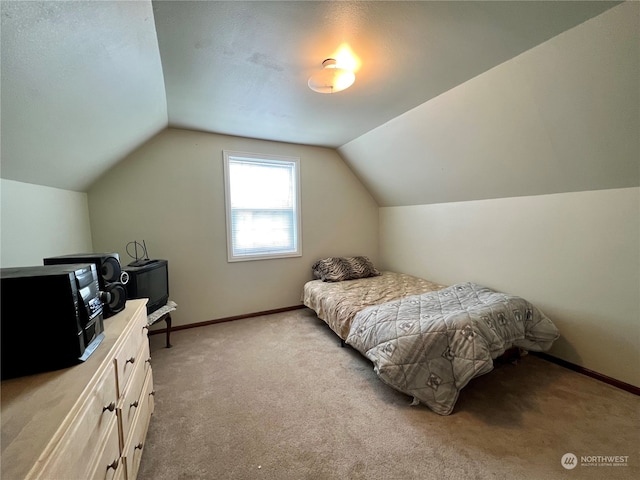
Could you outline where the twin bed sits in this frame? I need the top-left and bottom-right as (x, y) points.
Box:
(302, 257), (560, 415)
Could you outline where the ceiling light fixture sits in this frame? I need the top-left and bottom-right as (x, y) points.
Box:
(308, 58), (356, 94)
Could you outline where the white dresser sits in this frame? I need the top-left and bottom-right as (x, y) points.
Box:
(1, 299), (154, 480)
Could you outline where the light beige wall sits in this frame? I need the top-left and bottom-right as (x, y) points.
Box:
(380, 187), (640, 388)
(88, 128), (378, 327)
(0, 179), (93, 267)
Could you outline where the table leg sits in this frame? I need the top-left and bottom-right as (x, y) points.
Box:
(165, 314), (172, 348)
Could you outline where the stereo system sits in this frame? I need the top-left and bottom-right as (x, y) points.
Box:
(1, 249), (170, 379)
(44, 253), (128, 318)
(1, 263), (105, 379)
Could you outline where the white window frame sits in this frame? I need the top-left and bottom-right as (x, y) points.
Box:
(223, 150), (302, 262)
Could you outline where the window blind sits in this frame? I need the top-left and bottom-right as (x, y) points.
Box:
(223, 152), (301, 261)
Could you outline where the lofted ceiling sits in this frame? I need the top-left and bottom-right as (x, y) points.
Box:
(0, 1), (621, 192)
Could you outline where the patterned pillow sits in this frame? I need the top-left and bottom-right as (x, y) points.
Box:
(312, 256), (381, 282)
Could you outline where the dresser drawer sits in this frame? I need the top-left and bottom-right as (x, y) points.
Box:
(123, 369), (154, 480)
(119, 340), (151, 445)
(87, 417), (122, 480)
(33, 363), (118, 479)
(114, 310), (149, 396)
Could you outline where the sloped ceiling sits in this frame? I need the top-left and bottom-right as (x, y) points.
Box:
(340, 2), (639, 206)
(0, 1), (622, 193)
(1, 0), (168, 192)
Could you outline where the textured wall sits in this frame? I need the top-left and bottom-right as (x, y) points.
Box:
(88, 128), (379, 327)
(380, 188), (640, 388)
(0, 179), (93, 267)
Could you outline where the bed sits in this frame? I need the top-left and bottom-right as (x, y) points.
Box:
(302, 257), (560, 415)
(303, 270), (446, 341)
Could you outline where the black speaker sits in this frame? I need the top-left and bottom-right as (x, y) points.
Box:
(102, 282), (127, 316)
(43, 253), (127, 318)
(44, 253), (121, 290)
(99, 256), (122, 285)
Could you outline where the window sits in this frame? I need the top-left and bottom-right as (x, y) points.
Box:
(223, 150), (301, 262)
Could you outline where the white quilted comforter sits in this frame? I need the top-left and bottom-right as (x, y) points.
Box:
(346, 283), (560, 415)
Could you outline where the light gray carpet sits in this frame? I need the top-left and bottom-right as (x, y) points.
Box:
(138, 308), (639, 480)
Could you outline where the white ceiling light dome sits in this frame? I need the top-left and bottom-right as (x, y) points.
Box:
(308, 58), (356, 94)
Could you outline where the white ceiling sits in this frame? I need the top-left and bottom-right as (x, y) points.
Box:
(0, 1), (621, 192)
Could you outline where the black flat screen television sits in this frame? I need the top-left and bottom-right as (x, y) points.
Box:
(125, 259), (169, 314)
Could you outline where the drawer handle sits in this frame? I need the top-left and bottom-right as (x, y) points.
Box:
(107, 459), (119, 471)
(145, 357), (152, 365)
(126, 356), (135, 364)
(102, 402), (116, 413)
(150, 390), (156, 397)
(130, 400), (139, 409)
(135, 442), (144, 451)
